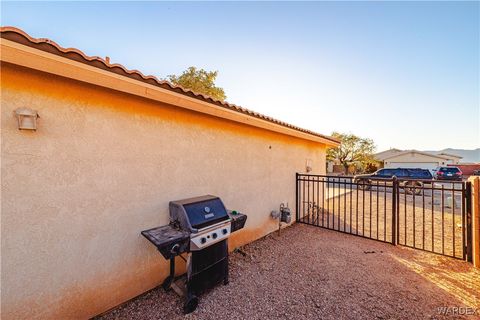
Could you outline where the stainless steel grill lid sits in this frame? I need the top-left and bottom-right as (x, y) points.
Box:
(170, 195), (229, 230)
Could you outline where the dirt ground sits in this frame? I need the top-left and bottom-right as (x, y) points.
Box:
(97, 224), (480, 320)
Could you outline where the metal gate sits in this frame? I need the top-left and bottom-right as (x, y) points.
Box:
(296, 173), (472, 260)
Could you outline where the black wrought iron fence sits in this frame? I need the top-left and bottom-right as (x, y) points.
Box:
(395, 177), (468, 259)
(296, 173), (472, 260)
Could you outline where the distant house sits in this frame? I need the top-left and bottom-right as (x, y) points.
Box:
(374, 148), (402, 162)
(375, 149), (461, 170)
(437, 152), (463, 163)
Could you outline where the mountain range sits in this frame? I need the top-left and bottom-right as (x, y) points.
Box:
(426, 148), (480, 163)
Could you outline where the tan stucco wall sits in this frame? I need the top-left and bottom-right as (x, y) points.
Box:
(1, 63), (327, 319)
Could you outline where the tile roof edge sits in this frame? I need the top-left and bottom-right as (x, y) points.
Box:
(0, 26), (339, 145)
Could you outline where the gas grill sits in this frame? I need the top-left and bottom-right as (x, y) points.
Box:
(141, 195), (247, 313)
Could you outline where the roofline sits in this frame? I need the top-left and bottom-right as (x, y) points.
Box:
(374, 149), (402, 161)
(438, 152), (462, 159)
(382, 150), (453, 161)
(374, 148), (401, 155)
(0, 26), (339, 147)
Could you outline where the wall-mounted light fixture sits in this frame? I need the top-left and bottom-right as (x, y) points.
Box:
(14, 108), (39, 130)
(305, 159), (312, 173)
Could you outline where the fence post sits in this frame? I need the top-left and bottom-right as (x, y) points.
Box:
(468, 176), (480, 268)
(296, 173), (300, 222)
(465, 181), (472, 262)
(392, 176), (398, 245)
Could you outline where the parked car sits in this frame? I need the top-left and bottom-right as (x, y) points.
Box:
(435, 166), (463, 181)
(354, 168), (433, 194)
(473, 169), (480, 176)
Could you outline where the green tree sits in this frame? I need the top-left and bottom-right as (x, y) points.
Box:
(327, 132), (376, 174)
(167, 66), (227, 101)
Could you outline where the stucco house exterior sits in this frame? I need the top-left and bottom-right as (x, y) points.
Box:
(375, 149), (461, 170)
(0, 27), (339, 319)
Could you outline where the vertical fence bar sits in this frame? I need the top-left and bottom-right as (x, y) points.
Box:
(404, 182), (407, 245)
(369, 185), (372, 238)
(316, 177), (319, 226)
(422, 184), (425, 250)
(356, 181), (359, 235)
(344, 179), (347, 232)
(312, 176), (316, 225)
(302, 175), (306, 223)
(392, 177), (398, 245)
(376, 181), (379, 239)
(397, 181), (400, 244)
(384, 180), (387, 241)
(307, 176), (310, 224)
(312, 177), (317, 224)
(413, 185), (416, 248)
(322, 177), (325, 227)
(350, 179), (353, 234)
(295, 172), (300, 221)
(453, 186), (456, 258)
(332, 178), (335, 229)
(338, 178), (342, 230)
(441, 185), (445, 255)
(432, 182), (435, 252)
(338, 179), (341, 230)
(327, 178), (330, 228)
(362, 183), (365, 236)
(464, 181), (471, 262)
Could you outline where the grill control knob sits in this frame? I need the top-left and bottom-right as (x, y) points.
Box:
(222, 229), (228, 235)
(212, 233), (218, 239)
(200, 237), (207, 244)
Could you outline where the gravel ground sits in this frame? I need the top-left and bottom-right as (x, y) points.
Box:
(97, 224), (479, 320)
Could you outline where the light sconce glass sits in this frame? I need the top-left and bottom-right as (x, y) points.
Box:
(305, 159), (312, 173)
(14, 108), (39, 130)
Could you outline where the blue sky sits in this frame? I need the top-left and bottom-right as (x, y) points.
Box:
(2, 1), (479, 151)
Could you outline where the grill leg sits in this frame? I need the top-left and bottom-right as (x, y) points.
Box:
(184, 282), (199, 314)
(223, 256), (229, 285)
(161, 258), (175, 290)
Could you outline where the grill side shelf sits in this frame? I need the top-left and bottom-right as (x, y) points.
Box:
(141, 225), (190, 259)
(228, 212), (247, 232)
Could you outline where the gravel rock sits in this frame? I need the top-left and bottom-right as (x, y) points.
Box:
(96, 224), (480, 320)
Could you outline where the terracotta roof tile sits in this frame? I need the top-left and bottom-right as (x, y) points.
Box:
(0, 26), (339, 145)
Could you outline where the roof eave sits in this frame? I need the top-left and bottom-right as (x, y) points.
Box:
(0, 26), (339, 147)
(0, 38), (340, 147)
